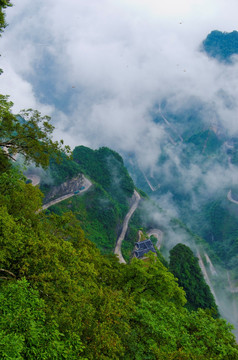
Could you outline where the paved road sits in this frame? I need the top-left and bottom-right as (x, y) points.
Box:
(26, 174), (41, 186)
(147, 229), (164, 250)
(227, 190), (238, 205)
(204, 252), (217, 276)
(141, 169), (160, 192)
(159, 107), (183, 143)
(197, 250), (218, 304)
(114, 190), (141, 264)
(40, 176), (92, 211)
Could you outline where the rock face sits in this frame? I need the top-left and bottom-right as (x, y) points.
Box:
(43, 174), (83, 203)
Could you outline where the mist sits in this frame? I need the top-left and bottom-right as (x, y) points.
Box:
(1, 0), (238, 190)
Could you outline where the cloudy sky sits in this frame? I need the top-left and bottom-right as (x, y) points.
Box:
(1, 0), (238, 166)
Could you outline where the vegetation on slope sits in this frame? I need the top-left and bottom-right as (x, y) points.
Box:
(41, 145), (136, 253)
(0, 97), (69, 172)
(48, 184), (123, 253)
(169, 243), (218, 315)
(73, 145), (134, 205)
(0, 169), (238, 358)
(41, 152), (81, 188)
(0, 98), (236, 357)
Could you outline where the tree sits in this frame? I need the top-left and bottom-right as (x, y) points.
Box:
(0, 278), (86, 359)
(169, 243), (218, 315)
(0, 97), (70, 170)
(0, 1), (12, 75)
(0, 1), (11, 34)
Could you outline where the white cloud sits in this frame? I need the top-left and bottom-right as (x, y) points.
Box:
(1, 0), (238, 158)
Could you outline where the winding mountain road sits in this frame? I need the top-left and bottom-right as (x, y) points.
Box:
(158, 107), (184, 143)
(204, 252), (217, 276)
(26, 174), (41, 186)
(114, 190), (141, 264)
(141, 170), (160, 192)
(40, 176), (92, 211)
(147, 229), (164, 250)
(227, 190), (238, 205)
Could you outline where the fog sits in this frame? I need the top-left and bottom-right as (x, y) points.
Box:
(1, 1), (238, 207)
(1, 0), (238, 153)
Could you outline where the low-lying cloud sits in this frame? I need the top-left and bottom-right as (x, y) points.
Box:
(1, 1), (238, 201)
(1, 0), (238, 152)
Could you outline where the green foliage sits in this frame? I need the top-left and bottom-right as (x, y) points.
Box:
(49, 184), (122, 253)
(123, 254), (186, 306)
(0, 169), (43, 220)
(169, 243), (218, 315)
(0, 96), (70, 171)
(0, 1), (12, 43)
(186, 129), (222, 155)
(45, 152), (81, 186)
(43, 146), (136, 255)
(73, 146), (134, 205)
(156, 248), (169, 268)
(0, 279), (79, 360)
(126, 300), (238, 360)
(0, 170), (237, 359)
(202, 30), (238, 63)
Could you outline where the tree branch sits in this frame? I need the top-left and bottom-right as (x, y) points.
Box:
(0, 269), (16, 277)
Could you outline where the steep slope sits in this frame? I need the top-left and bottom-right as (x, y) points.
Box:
(39, 146), (137, 254)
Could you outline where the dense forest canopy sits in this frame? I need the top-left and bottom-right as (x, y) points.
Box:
(73, 145), (134, 204)
(169, 243), (218, 315)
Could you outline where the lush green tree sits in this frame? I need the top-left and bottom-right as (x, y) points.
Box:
(73, 145), (134, 204)
(169, 243), (218, 315)
(0, 97), (70, 170)
(123, 253), (186, 306)
(0, 1), (11, 30)
(0, 278), (86, 359)
(0, 169), (238, 359)
(48, 183), (125, 253)
(125, 298), (238, 360)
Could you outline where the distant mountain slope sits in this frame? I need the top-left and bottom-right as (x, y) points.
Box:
(39, 146), (136, 254)
(73, 146), (134, 205)
(202, 30), (238, 63)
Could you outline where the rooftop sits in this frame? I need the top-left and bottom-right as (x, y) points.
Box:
(134, 239), (156, 259)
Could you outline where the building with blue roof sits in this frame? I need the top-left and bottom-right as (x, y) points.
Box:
(133, 239), (156, 259)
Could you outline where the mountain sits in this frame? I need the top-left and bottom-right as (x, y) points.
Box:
(123, 92), (238, 334)
(1, 3), (238, 355)
(202, 30), (238, 63)
(1, 142), (238, 358)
